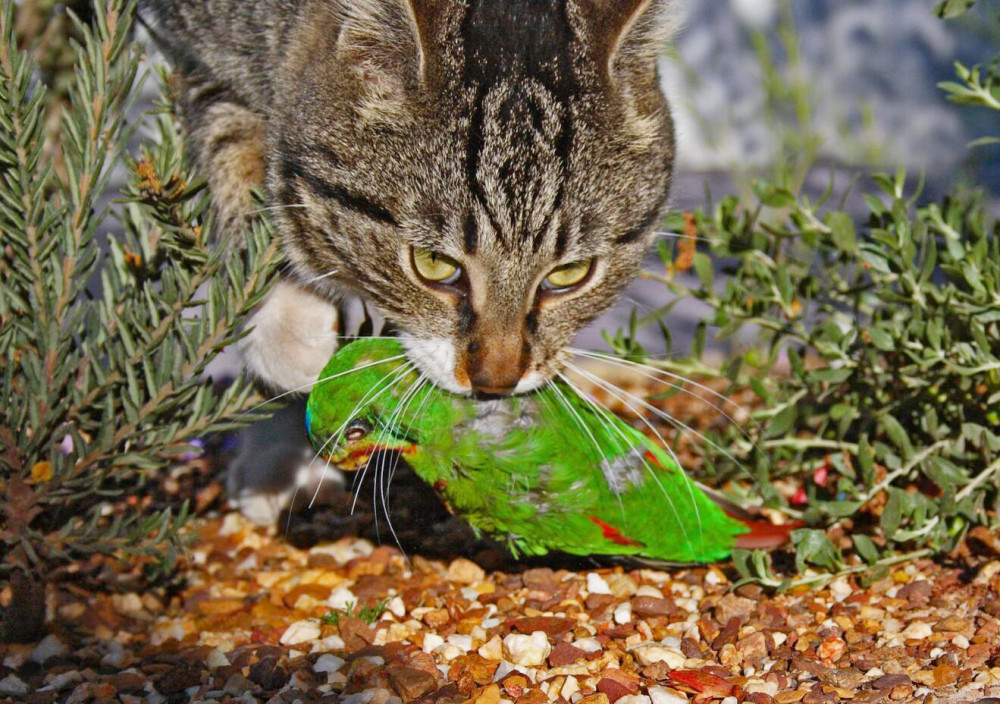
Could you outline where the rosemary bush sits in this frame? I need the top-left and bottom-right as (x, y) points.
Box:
(629, 0), (1000, 586)
(0, 0), (279, 640)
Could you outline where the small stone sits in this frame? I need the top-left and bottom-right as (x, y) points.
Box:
(503, 632), (551, 667)
(314, 654), (346, 674)
(562, 676), (581, 699)
(479, 635), (504, 661)
(0, 675), (29, 696)
(900, 622), (932, 640)
(548, 642), (587, 668)
(616, 696), (651, 704)
(715, 594), (755, 625)
(224, 674), (259, 696)
(387, 665), (438, 701)
(578, 695), (611, 704)
(648, 686), (688, 704)
(587, 573), (613, 595)
(736, 632), (769, 661)
(871, 675), (910, 690)
(631, 597), (676, 618)
(631, 644), (686, 668)
(281, 619), (322, 645)
(476, 684), (502, 704)
(889, 684), (914, 701)
(423, 633), (445, 653)
(206, 648), (230, 669)
(605, 574), (639, 599)
(328, 586), (358, 610)
(613, 602), (632, 625)
(31, 634), (68, 664)
(447, 558), (486, 584)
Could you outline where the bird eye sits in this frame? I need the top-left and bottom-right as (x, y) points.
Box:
(345, 420), (371, 441)
(412, 248), (462, 285)
(543, 259), (594, 292)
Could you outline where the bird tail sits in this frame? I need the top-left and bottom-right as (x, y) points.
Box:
(696, 482), (802, 549)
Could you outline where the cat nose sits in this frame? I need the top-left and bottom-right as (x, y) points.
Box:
(465, 337), (529, 396)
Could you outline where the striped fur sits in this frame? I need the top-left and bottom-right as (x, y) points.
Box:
(144, 0), (677, 394)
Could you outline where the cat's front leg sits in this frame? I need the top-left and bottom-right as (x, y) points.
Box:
(240, 279), (340, 393)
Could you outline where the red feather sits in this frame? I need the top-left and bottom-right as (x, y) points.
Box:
(588, 516), (645, 547)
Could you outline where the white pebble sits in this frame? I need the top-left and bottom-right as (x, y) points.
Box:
(648, 686), (688, 704)
(311, 635), (346, 653)
(206, 648), (230, 669)
(829, 577), (852, 602)
(636, 585), (664, 599)
(40, 671), (82, 692)
(281, 620), (322, 646)
(314, 654), (347, 674)
(479, 635), (504, 660)
(423, 633), (445, 653)
(614, 602), (633, 625)
(901, 622), (932, 640)
(503, 632), (552, 667)
(953, 635), (970, 649)
(772, 633), (788, 648)
(561, 676), (580, 699)
(586, 573), (612, 595)
(631, 644), (686, 669)
(482, 618), (502, 629)
(722, 698), (738, 704)
(341, 691), (378, 704)
(0, 675), (28, 696)
(328, 586), (358, 610)
(617, 696), (651, 704)
(440, 645), (464, 661)
(447, 634), (474, 652)
(572, 637), (602, 653)
(386, 596), (406, 618)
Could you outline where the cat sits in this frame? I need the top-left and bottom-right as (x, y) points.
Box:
(144, 0), (677, 520)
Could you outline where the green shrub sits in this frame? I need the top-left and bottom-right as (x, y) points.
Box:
(0, 0), (279, 640)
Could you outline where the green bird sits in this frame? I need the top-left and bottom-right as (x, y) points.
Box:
(306, 338), (790, 564)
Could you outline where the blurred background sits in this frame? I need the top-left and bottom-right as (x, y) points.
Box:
(586, 0), (1000, 353)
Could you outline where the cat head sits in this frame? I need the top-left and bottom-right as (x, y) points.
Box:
(272, 0), (676, 396)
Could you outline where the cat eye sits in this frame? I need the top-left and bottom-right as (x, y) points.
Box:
(412, 248), (462, 286)
(543, 259), (594, 293)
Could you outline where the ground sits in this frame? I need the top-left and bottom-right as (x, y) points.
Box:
(1, 505), (999, 704)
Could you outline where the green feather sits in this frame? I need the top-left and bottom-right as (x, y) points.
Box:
(306, 338), (748, 563)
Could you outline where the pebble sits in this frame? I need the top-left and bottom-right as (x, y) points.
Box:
(31, 634), (68, 664)
(504, 632), (552, 667)
(631, 644), (686, 668)
(328, 586), (358, 610)
(206, 648), (230, 669)
(587, 573), (612, 595)
(280, 619), (322, 645)
(423, 633), (445, 653)
(562, 676), (580, 699)
(315, 654), (347, 674)
(901, 621), (932, 640)
(447, 558), (486, 584)
(386, 596), (406, 618)
(648, 686), (688, 704)
(614, 602), (633, 625)
(311, 634), (346, 653)
(479, 635), (504, 661)
(572, 637), (603, 653)
(0, 675), (29, 696)
(448, 634), (474, 652)
(617, 696), (651, 704)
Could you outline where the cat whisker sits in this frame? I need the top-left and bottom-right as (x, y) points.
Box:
(652, 230), (719, 245)
(569, 348), (760, 439)
(249, 203), (314, 216)
(567, 362), (752, 478)
(558, 371), (699, 559)
(379, 374), (427, 558)
(303, 269), (340, 285)
(544, 380), (629, 529)
(240, 354), (408, 418)
(309, 362), (414, 510)
(560, 366), (702, 558)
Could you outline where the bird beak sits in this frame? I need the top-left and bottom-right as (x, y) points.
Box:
(326, 443), (418, 472)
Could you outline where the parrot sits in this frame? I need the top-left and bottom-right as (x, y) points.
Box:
(305, 338), (793, 564)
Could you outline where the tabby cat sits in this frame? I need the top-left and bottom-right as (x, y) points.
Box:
(144, 0), (676, 397)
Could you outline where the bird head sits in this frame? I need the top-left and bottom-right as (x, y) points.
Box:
(307, 411), (417, 471)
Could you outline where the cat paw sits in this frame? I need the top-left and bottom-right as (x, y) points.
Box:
(241, 279), (340, 393)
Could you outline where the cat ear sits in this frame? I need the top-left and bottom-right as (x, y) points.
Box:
(579, 0), (678, 82)
(336, 0), (444, 93)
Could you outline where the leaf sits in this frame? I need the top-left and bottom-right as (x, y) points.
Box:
(852, 534), (881, 565)
(693, 252), (714, 289)
(881, 415), (914, 459)
(791, 529), (843, 573)
(766, 405), (797, 439)
(936, 0), (977, 18)
(828, 212), (858, 252)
